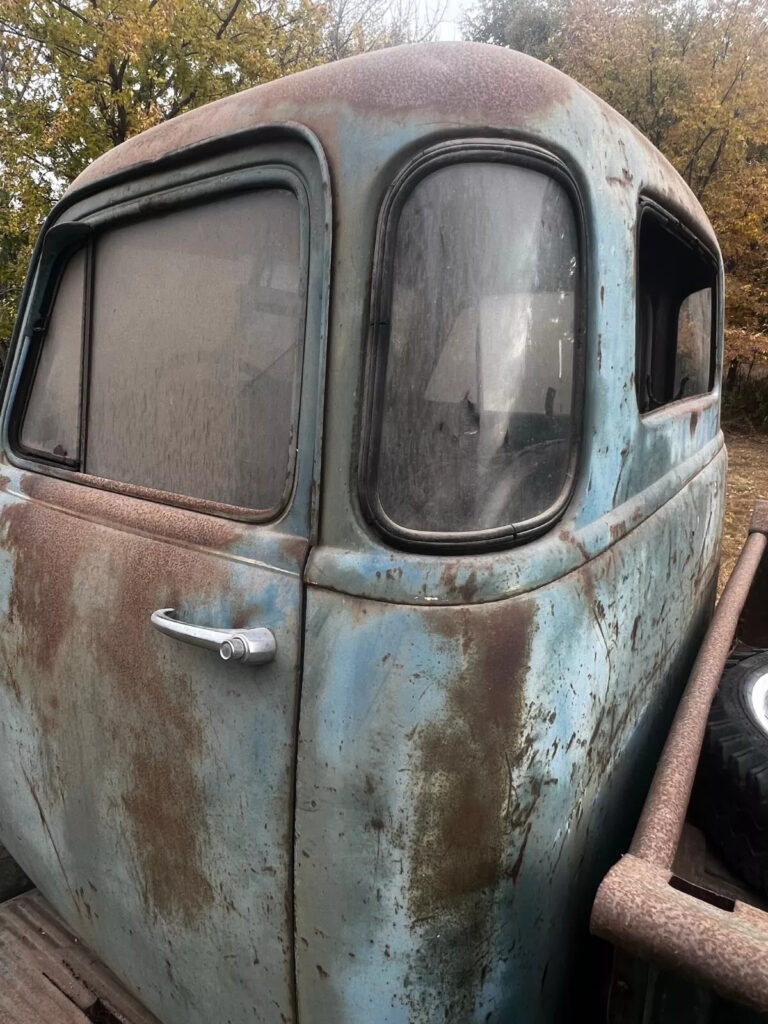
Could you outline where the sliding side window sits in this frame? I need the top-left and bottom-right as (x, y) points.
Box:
(636, 201), (717, 413)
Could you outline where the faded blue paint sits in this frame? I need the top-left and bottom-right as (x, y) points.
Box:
(285, 43), (727, 1024)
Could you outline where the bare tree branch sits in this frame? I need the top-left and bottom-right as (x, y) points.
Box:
(44, 0), (91, 25)
(217, 0), (245, 39)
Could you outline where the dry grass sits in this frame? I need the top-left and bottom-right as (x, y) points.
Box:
(721, 429), (768, 591)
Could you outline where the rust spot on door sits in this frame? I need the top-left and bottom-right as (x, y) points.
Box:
(439, 565), (479, 603)
(0, 497), (86, 723)
(0, 481), (241, 928)
(402, 598), (539, 1018)
(121, 720), (214, 926)
(101, 539), (229, 926)
(409, 599), (537, 918)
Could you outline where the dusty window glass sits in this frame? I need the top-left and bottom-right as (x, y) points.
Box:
(636, 207), (715, 412)
(20, 249), (85, 461)
(86, 189), (303, 511)
(675, 288), (712, 398)
(374, 162), (578, 536)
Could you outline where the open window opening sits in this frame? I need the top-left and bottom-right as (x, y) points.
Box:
(636, 201), (717, 414)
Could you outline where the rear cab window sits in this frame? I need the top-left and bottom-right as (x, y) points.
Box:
(11, 176), (309, 518)
(363, 146), (583, 550)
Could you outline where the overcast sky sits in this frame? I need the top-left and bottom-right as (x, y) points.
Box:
(433, 0), (469, 40)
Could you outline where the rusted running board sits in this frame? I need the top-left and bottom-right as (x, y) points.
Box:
(0, 889), (160, 1023)
(591, 500), (768, 1013)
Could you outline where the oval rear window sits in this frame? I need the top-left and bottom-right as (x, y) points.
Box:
(368, 159), (580, 545)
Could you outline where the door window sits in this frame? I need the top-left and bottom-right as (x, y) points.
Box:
(16, 188), (305, 515)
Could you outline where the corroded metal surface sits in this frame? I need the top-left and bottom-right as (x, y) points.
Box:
(630, 527), (767, 867)
(592, 519), (768, 1013)
(0, 464), (306, 1024)
(52, 41), (723, 610)
(65, 43), (713, 241)
(0, 134), (330, 1024)
(592, 855), (768, 1014)
(749, 499), (768, 535)
(12, 40), (724, 604)
(0, 40), (728, 1024)
(0, 889), (159, 1023)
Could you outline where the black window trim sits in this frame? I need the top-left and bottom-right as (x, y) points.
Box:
(359, 139), (587, 554)
(7, 163), (313, 522)
(635, 194), (720, 417)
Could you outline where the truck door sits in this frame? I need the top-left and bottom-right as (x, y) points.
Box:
(0, 136), (329, 1024)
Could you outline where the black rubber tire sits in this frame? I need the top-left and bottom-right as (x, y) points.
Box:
(696, 650), (768, 896)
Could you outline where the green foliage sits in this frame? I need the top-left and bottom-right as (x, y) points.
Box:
(0, 0), (442, 353)
(0, 0), (333, 352)
(465, 0), (567, 62)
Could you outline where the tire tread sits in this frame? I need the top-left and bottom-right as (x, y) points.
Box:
(696, 652), (768, 896)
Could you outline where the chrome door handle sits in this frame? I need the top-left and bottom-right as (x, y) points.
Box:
(150, 608), (276, 665)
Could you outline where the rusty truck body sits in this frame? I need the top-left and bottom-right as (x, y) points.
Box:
(0, 41), (739, 1023)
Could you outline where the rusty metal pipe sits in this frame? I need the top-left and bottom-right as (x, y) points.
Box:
(630, 523), (768, 868)
(591, 855), (768, 1013)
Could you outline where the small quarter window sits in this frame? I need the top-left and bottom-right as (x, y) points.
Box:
(367, 159), (580, 545)
(20, 248), (86, 462)
(636, 202), (716, 413)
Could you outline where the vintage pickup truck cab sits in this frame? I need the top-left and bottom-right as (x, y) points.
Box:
(0, 41), (726, 1023)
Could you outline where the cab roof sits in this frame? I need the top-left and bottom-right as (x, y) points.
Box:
(66, 41), (714, 246)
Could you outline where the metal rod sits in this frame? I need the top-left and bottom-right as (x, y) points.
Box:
(630, 527), (768, 868)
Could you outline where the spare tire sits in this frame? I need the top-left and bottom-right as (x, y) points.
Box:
(696, 650), (768, 895)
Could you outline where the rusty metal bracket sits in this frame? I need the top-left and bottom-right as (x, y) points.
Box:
(591, 517), (768, 1012)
